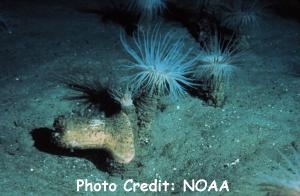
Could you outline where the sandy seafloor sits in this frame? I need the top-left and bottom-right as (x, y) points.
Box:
(0, 0), (299, 195)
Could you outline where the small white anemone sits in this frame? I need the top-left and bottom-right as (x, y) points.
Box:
(129, 0), (166, 20)
(220, 0), (267, 30)
(196, 33), (243, 86)
(120, 24), (198, 99)
(110, 87), (134, 108)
